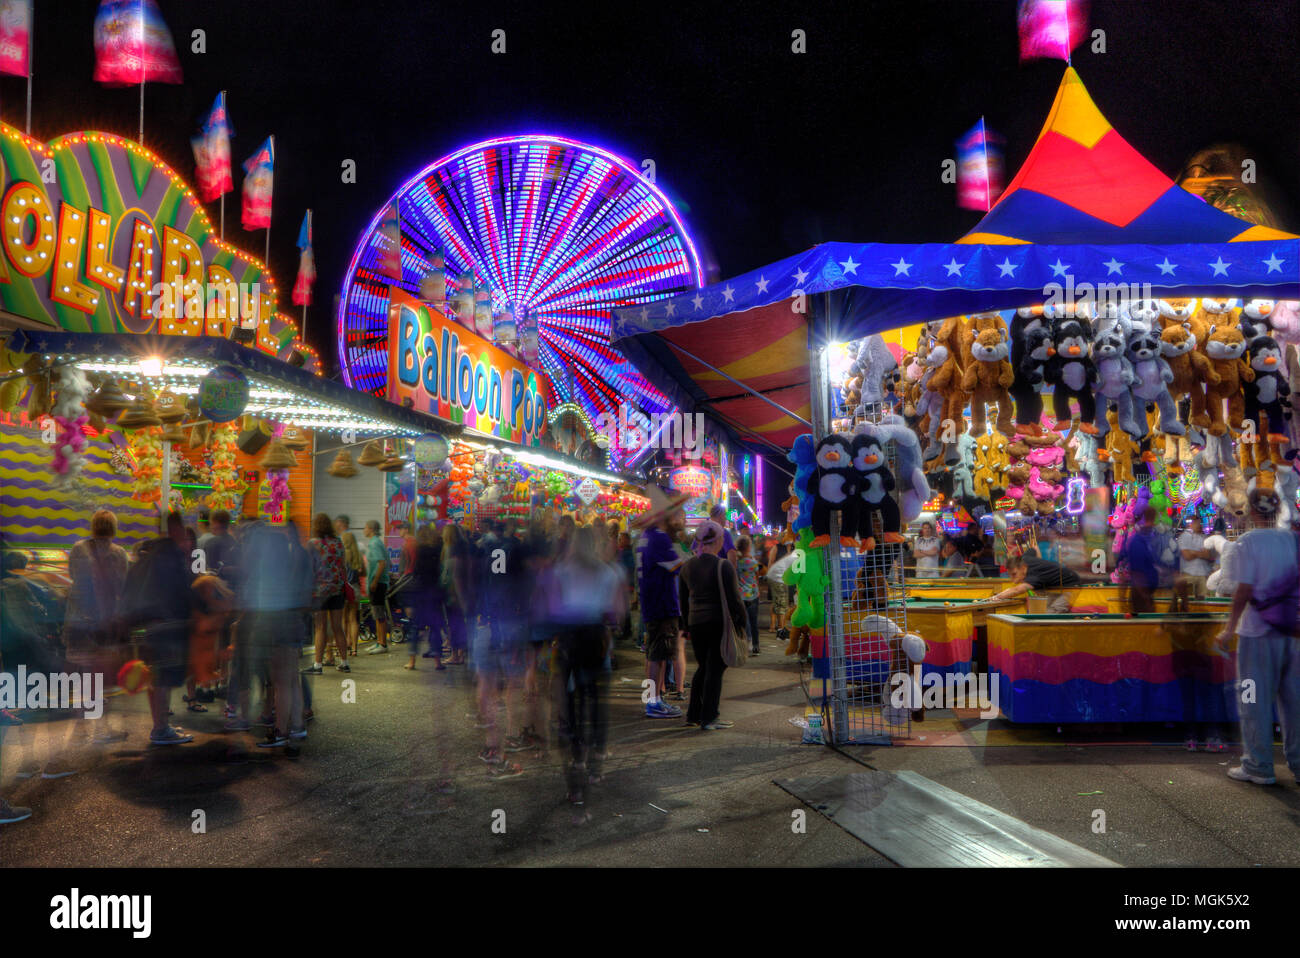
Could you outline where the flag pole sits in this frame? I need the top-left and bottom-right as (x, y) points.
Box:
(981, 115), (991, 212)
(24, 0), (32, 135)
(137, 1), (145, 144)
(264, 134), (274, 265)
(220, 194), (225, 241)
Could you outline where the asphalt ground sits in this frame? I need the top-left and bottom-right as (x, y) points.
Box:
(2, 620), (1298, 868)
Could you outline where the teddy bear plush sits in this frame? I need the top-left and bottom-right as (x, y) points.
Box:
(1162, 297), (1207, 342)
(1098, 410), (1139, 482)
(1192, 297), (1237, 349)
(961, 324), (1015, 437)
(1199, 324), (1254, 436)
(1161, 321), (1218, 441)
(923, 318), (968, 464)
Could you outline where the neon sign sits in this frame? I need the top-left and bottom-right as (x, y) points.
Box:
(387, 290), (547, 446)
(0, 125), (308, 364)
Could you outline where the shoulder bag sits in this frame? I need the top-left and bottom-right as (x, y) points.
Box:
(716, 555), (748, 668)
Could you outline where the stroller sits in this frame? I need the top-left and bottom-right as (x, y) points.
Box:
(359, 572), (414, 645)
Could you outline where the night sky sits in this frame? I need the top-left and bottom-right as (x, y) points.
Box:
(9, 1), (1297, 371)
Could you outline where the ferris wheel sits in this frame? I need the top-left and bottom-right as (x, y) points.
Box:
(337, 134), (703, 445)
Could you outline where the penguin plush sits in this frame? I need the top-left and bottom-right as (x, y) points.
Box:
(1044, 316), (1097, 432)
(806, 433), (857, 548)
(850, 431), (902, 552)
(1244, 334), (1289, 452)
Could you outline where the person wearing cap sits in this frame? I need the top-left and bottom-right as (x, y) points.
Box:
(634, 487), (690, 718)
(678, 520), (747, 730)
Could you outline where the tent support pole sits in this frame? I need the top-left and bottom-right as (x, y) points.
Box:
(661, 339), (812, 429)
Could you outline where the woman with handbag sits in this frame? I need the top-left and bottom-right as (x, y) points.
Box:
(678, 521), (748, 730)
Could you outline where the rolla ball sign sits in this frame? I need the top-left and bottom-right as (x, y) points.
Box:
(387, 289), (547, 447)
(0, 125), (300, 359)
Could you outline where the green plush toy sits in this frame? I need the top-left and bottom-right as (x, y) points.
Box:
(784, 527), (828, 630)
(1148, 478), (1172, 516)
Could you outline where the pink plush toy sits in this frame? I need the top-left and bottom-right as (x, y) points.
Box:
(1269, 300), (1300, 348)
(1027, 466), (1063, 501)
(266, 467), (292, 522)
(1026, 445), (1065, 467)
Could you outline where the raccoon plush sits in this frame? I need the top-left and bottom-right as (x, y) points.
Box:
(1128, 325), (1183, 438)
(1199, 324), (1254, 436)
(1092, 324), (1141, 438)
(1044, 317), (1097, 433)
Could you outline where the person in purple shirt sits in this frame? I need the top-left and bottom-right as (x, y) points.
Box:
(708, 505), (738, 565)
(1122, 507), (1161, 614)
(635, 488), (691, 718)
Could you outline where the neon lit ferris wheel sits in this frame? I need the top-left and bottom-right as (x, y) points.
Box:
(337, 134), (703, 440)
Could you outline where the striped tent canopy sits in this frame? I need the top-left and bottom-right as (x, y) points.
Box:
(959, 68), (1295, 247)
(614, 68), (1298, 455)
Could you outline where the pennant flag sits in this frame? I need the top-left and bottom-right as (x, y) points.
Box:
(241, 137), (274, 231)
(378, 203), (402, 280)
(1017, 0), (1088, 63)
(93, 0), (183, 86)
(955, 118), (1005, 212)
(293, 211), (315, 306)
(0, 0), (31, 78)
(191, 92), (234, 203)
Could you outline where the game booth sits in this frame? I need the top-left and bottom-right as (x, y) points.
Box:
(0, 125), (468, 586)
(614, 68), (1300, 741)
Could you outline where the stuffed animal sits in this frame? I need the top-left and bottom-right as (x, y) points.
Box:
(784, 527), (828, 631)
(852, 335), (897, 413)
(1192, 298), (1237, 350)
(1240, 299), (1275, 344)
(1242, 334), (1289, 471)
(1072, 428), (1107, 488)
(1128, 324), (1182, 439)
(951, 433), (976, 499)
(806, 434), (858, 548)
(972, 431), (1007, 502)
(1161, 321), (1218, 454)
(1162, 297), (1205, 342)
(1092, 322), (1141, 438)
(1199, 324), (1254, 436)
(849, 429), (901, 551)
(923, 321), (967, 464)
(1010, 306), (1050, 432)
(787, 434), (818, 533)
(914, 336), (948, 459)
(1126, 299), (1164, 335)
(1269, 300), (1300, 349)
(1026, 465), (1062, 514)
(961, 324), (1015, 437)
(1274, 459), (1299, 526)
(1098, 410), (1139, 482)
(1044, 316), (1097, 432)
(866, 413), (931, 523)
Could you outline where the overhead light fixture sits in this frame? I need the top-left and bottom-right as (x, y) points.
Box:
(139, 355), (163, 378)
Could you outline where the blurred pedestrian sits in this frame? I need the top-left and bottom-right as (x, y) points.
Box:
(679, 520), (747, 730)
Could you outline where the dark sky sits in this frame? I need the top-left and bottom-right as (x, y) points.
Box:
(9, 0), (1299, 377)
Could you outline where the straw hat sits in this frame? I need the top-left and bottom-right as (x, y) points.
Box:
(377, 451), (407, 472)
(161, 420), (185, 444)
(116, 395), (161, 429)
(187, 421), (212, 450)
(85, 379), (129, 418)
(327, 449), (357, 478)
(259, 438), (297, 470)
(357, 440), (385, 466)
(630, 485), (691, 530)
(280, 424), (310, 450)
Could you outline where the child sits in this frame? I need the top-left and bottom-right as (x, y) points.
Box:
(736, 537), (761, 655)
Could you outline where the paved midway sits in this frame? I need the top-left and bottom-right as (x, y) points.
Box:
(3, 630), (1298, 867)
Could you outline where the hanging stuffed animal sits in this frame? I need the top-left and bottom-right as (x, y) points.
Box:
(1160, 320), (1217, 471)
(852, 335), (897, 414)
(806, 433), (858, 548)
(1098, 410), (1139, 483)
(1242, 334), (1289, 472)
(961, 322), (1015, 437)
(923, 317), (967, 464)
(1128, 324), (1182, 440)
(848, 427), (901, 552)
(915, 335), (950, 461)
(1240, 299), (1274, 344)
(1044, 316), (1097, 433)
(869, 413), (930, 523)
(49, 366), (90, 489)
(1091, 321), (1141, 439)
(787, 434), (817, 533)
(951, 433), (976, 500)
(1014, 320), (1054, 436)
(1199, 324), (1253, 436)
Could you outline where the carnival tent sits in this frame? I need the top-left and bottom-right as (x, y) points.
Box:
(612, 68), (1299, 454)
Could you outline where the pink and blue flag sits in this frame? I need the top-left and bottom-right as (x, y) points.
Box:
(1017, 0), (1088, 63)
(241, 137), (274, 231)
(191, 92), (234, 202)
(0, 0), (31, 78)
(93, 0), (183, 86)
(378, 203), (402, 280)
(956, 118), (1004, 212)
(293, 211), (315, 306)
